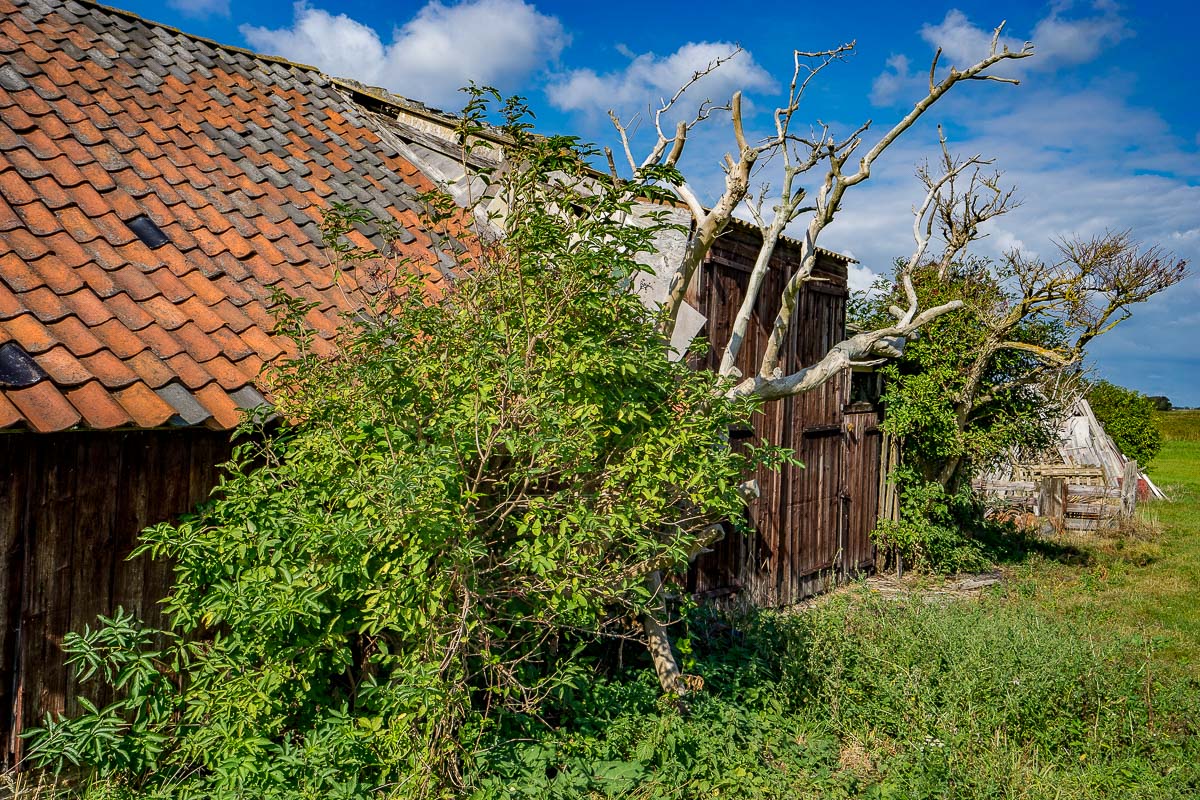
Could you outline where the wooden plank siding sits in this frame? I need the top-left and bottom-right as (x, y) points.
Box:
(0, 429), (233, 763)
(689, 226), (882, 606)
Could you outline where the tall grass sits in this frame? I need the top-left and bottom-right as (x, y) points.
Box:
(470, 593), (1200, 799)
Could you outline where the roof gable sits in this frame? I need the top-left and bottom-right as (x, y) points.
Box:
(0, 0), (467, 432)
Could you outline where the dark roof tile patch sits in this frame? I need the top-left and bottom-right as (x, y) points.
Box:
(0, 0), (471, 430)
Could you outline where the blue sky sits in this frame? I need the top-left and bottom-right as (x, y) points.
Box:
(119, 0), (1199, 405)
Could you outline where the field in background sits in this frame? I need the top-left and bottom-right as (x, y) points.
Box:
(1154, 409), (1200, 441)
(1003, 412), (1200, 675)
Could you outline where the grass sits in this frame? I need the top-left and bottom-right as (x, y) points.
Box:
(467, 412), (1200, 798)
(999, 417), (1200, 675)
(472, 587), (1200, 799)
(1153, 410), (1200, 442)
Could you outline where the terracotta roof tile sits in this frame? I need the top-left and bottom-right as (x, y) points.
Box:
(237, 325), (284, 361)
(61, 287), (113, 326)
(0, 103), (36, 133)
(0, 283), (22, 319)
(18, 286), (70, 321)
(2, 312), (55, 352)
(164, 350), (212, 389)
(0, 167), (38, 206)
(46, 315), (104, 356)
(172, 321), (221, 362)
(211, 275), (254, 306)
(0, 391), (22, 427)
(124, 349), (176, 388)
(74, 261), (120, 297)
(0, 0), (471, 431)
(109, 264), (160, 301)
(194, 382), (241, 428)
(64, 379), (132, 428)
(44, 232), (89, 271)
(200, 354), (253, 389)
(0, 195), (19, 232)
(106, 292), (155, 331)
(33, 345), (91, 385)
(206, 326), (254, 361)
(6, 380), (80, 431)
(0, 250), (42, 292)
(91, 317), (149, 359)
(4, 226), (51, 259)
(24, 173), (70, 208)
(134, 322), (185, 359)
(211, 298), (254, 332)
(14, 198), (58, 234)
(112, 380), (175, 427)
(79, 348), (139, 388)
(145, 266), (192, 303)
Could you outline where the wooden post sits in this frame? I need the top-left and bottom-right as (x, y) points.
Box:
(1038, 476), (1065, 535)
(1121, 460), (1138, 519)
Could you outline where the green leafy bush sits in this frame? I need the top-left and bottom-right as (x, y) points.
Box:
(25, 95), (764, 800)
(1089, 380), (1164, 467)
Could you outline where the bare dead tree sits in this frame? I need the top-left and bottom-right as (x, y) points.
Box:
(609, 23), (1034, 400)
(606, 23), (1036, 694)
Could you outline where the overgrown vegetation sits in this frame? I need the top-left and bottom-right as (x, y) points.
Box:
(467, 593), (1199, 799)
(1089, 380), (1163, 467)
(851, 238), (1185, 571)
(24, 97), (770, 799)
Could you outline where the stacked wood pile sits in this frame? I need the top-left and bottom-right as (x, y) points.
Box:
(975, 462), (1139, 533)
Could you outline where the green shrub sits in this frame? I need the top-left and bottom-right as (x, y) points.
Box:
(25, 95), (763, 800)
(1088, 380), (1163, 467)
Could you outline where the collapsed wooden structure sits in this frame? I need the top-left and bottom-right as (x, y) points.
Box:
(975, 398), (1156, 531)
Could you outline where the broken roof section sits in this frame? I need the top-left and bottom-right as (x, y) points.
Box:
(0, 0), (470, 432)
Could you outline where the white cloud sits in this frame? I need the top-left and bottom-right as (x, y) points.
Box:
(871, 2), (1132, 106)
(847, 263), (881, 293)
(241, 0), (569, 109)
(546, 42), (774, 119)
(1030, 0), (1131, 68)
(168, 0), (229, 17)
(919, 9), (1021, 73)
(870, 54), (916, 107)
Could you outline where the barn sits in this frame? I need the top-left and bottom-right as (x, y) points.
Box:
(688, 222), (885, 607)
(0, 0), (886, 760)
(0, 0), (471, 759)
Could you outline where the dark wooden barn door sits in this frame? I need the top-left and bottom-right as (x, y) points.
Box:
(841, 405), (883, 576)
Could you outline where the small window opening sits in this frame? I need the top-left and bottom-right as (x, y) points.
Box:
(127, 215), (170, 249)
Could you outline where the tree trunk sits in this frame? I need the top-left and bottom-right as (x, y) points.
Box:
(641, 570), (684, 695)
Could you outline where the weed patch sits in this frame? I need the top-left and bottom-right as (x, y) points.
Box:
(469, 593), (1200, 799)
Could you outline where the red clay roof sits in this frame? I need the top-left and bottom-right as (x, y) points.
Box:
(0, 0), (469, 432)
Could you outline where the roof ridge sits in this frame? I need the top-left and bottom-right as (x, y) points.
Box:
(74, 1), (469, 125)
(76, 0), (323, 73)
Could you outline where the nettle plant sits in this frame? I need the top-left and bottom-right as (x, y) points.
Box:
(27, 95), (772, 799)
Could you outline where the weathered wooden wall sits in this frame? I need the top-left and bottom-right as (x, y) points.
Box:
(689, 227), (881, 606)
(0, 429), (233, 763)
